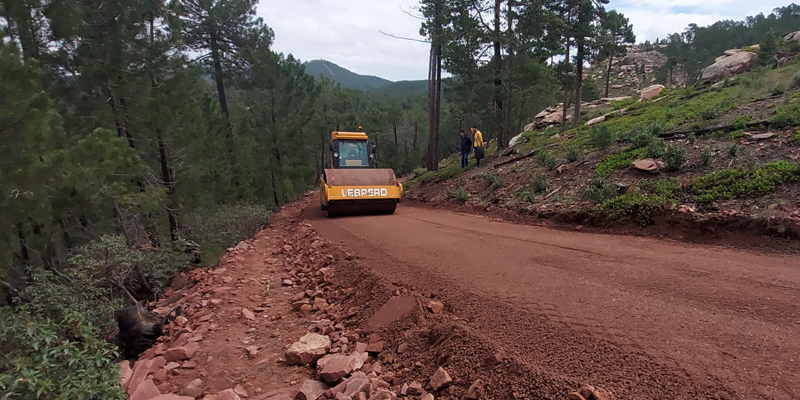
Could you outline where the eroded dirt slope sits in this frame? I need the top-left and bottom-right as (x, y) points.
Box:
(306, 202), (800, 400)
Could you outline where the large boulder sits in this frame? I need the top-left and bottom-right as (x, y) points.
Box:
(640, 84), (665, 101)
(631, 159), (665, 174)
(698, 50), (757, 85)
(784, 31), (800, 45)
(316, 354), (357, 383)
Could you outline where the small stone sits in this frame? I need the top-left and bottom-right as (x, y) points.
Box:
(218, 389), (242, 400)
(183, 378), (204, 397)
(292, 300), (310, 311)
(486, 350), (506, 367)
(430, 367), (452, 391)
(130, 379), (161, 400)
(282, 279), (294, 286)
(355, 343), (368, 353)
(182, 360), (198, 369)
(245, 346), (259, 358)
(352, 351), (369, 370)
(366, 341), (384, 353)
(242, 308), (256, 321)
(313, 297), (329, 311)
(420, 393), (435, 400)
(285, 333), (331, 365)
(317, 354), (357, 383)
(234, 384), (249, 397)
(371, 389), (397, 400)
(427, 300), (444, 314)
(463, 380), (484, 399)
(175, 315), (189, 327)
(151, 395), (196, 400)
(165, 362), (181, 370)
(152, 368), (168, 384)
(397, 343), (408, 353)
(164, 342), (200, 362)
(407, 382), (424, 396)
(750, 132), (776, 141)
(296, 380), (329, 400)
(300, 304), (313, 317)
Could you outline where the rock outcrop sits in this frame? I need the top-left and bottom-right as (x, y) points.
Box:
(698, 49), (758, 85)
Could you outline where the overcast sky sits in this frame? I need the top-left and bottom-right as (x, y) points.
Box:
(257, 0), (790, 81)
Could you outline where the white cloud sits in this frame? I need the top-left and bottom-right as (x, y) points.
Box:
(257, 0), (792, 81)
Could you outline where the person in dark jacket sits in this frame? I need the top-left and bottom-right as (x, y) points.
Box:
(459, 129), (472, 168)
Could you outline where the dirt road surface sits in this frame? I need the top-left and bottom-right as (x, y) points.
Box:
(306, 204), (800, 400)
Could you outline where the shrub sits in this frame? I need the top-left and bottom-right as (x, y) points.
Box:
(531, 174), (548, 194)
(772, 85), (786, 96)
(732, 115), (752, 130)
(602, 178), (680, 226)
(184, 203), (270, 263)
(728, 144), (741, 158)
(537, 150), (558, 170)
(565, 147), (580, 162)
(793, 131), (800, 144)
(793, 72), (800, 89)
(628, 127), (656, 150)
(596, 148), (646, 177)
(664, 145), (687, 171)
(584, 176), (618, 204)
(445, 186), (469, 204)
(772, 104), (800, 128)
(687, 133), (696, 145)
(728, 129), (746, 140)
(700, 106), (721, 120)
(690, 160), (800, 202)
(701, 146), (713, 166)
(591, 125), (614, 150)
(0, 308), (125, 400)
(645, 137), (666, 158)
(478, 172), (503, 190)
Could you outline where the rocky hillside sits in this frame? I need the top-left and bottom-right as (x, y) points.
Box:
(404, 43), (800, 249)
(587, 45), (689, 97)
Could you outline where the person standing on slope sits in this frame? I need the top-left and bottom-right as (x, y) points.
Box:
(471, 125), (484, 168)
(459, 129), (472, 168)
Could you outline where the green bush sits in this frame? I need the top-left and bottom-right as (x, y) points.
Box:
(565, 147), (580, 162)
(445, 186), (469, 204)
(184, 203), (270, 262)
(596, 148), (646, 177)
(728, 144), (741, 158)
(584, 176), (618, 204)
(687, 133), (696, 145)
(628, 127), (656, 150)
(732, 115), (752, 130)
(645, 137), (666, 158)
(602, 178), (680, 226)
(531, 174), (548, 194)
(664, 145), (687, 171)
(701, 147), (713, 166)
(478, 172), (503, 190)
(537, 150), (558, 170)
(690, 160), (800, 202)
(772, 104), (800, 128)
(700, 105), (722, 120)
(772, 85), (786, 96)
(0, 308), (125, 400)
(591, 125), (614, 150)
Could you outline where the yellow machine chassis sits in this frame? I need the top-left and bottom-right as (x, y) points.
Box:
(319, 178), (402, 217)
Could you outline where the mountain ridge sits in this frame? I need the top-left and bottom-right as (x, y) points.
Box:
(303, 59), (427, 97)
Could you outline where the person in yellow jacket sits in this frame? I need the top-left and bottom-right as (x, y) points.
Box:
(470, 125), (484, 168)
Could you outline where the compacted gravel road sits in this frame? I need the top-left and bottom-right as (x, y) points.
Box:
(306, 204), (800, 400)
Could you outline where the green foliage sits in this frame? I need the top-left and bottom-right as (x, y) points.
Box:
(793, 131), (800, 144)
(701, 146), (713, 166)
(771, 104), (800, 128)
(184, 204), (270, 263)
(565, 147), (580, 162)
(445, 186), (469, 204)
(596, 148), (646, 177)
(537, 150), (558, 170)
(772, 85), (786, 96)
(531, 174), (548, 194)
(687, 133), (696, 145)
(690, 161), (800, 202)
(728, 129), (745, 139)
(0, 309), (125, 400)
(664, 145), (687, 171)
(591, 125), (614, 150)
(418, 162), (467, 183)
(584, 176), (619, 204)
(699, 105), (722, 120)
(628, 126), (657, 150)
(602, 178), (680, 226)
(478, 172), (503, 190)
(758, 29), (784, 66)
(645, 137), (666, 158)
(728, 144), (742, 158)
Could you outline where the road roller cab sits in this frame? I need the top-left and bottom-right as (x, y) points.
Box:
(319, 129), (403, 217)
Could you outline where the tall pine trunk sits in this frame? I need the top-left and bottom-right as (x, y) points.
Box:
(210, 35), (240, 192)
(425, 0), (442, 171)
(493, 0), (506, 151)
(604, 53), (613, 98)
(561, 7), (572, 128)
(573, 37), (584, 127)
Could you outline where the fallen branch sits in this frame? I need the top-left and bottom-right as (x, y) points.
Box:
(545, 186), (563, 200)
(493, 143), (559, 168)
(0, 278), (20, 296)
(659, 120), (771, 139)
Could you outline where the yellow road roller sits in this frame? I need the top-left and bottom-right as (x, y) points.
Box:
(319, 129), (402, 217)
